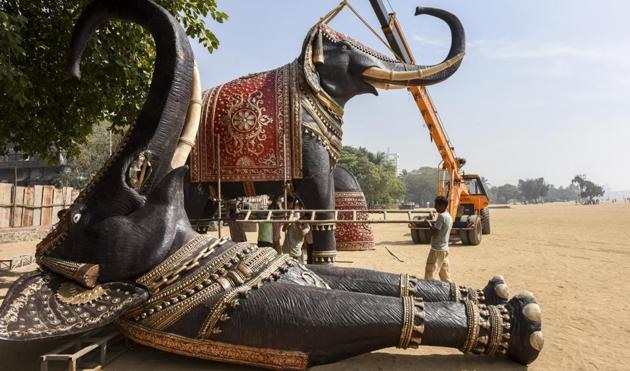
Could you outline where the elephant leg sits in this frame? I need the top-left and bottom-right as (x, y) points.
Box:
(215, 282), (542, 367)
(293, 135), (336, 264)
(307, 265), (510, 305)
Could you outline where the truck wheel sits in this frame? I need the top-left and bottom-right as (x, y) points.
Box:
(411, 229), (431, 244)
(411, 228), (421, 244)
(466, 218), (483, 245)
(481, 208), (491, 235)
(418, 230), (431, 244)
(458, 229), (470, 245)
(410, 217), (431, 244)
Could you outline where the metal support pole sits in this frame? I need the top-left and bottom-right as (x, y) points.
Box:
(216, 134), (222, 239)
(283, 133), (288, 210)
(11, 166), (17, 227)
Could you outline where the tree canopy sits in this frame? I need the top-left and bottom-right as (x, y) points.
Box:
(517, 178), (550, 203)
(400, 167), (438, 207)
(339, 146), (405, 207)
(572, 174), (604, 203)
(57, 121), (122, 188)
(488, 183), (520, 204)
(0, 0), (227, 161)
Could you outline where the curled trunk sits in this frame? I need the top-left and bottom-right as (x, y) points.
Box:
(363, 7), (466, 86)
(66, 0), (194, 214)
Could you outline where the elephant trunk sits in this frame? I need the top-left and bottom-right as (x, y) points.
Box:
(66, 0), (194, 214)
(363, 7), (466, 87)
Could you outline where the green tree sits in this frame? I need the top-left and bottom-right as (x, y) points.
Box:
(57, 121), (122, 188)
(518, 177), (549, 203)
(572, 174), (604, 204)
(490, 183), (521, 204)
(339, 146), (405, 207)
(543, 184), (579, 202)
(400, 167), (438, 207)
(571, 174), (587, 201)
(582, 181), (604, 203)
(0, 0), (227, 161)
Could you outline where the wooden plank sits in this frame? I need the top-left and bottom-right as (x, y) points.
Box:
(52, 188), (64, 225)
(41, 186), (54, 226)
(33, 185), (43, 227)
(63, 187), (73, 208)
(13, 186), (25, 227)
(22, 187), (34, 227)
(71, 188), (80, 203)
(0, 183), (12, 228)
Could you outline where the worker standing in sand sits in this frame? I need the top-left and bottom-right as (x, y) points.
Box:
(424, 196), (453, 281)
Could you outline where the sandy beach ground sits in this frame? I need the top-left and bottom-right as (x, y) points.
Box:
(1, 202), (629, 370)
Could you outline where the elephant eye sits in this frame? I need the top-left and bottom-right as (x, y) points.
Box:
(72, 213), (81, 224)
(341, 44), (349, 51)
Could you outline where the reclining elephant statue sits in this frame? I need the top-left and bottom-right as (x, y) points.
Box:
(0, 1), (543, 369)
(184, 2), (466, 263)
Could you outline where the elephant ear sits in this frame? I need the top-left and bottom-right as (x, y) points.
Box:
(0, 271), (147, 341)
(302, 25), (326, 97)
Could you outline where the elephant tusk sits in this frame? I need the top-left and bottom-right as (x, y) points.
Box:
(171, 62), (202, 169)
(362, 52), (464, 82)
(366, 81), (407, 90)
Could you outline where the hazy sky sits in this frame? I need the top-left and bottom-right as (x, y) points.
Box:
(190, 1), (630, 191)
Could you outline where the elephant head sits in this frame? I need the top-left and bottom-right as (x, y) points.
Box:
(301, 7), (465, 107)
(36, 0), (196, 284)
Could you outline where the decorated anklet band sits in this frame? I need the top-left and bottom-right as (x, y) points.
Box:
(461, 299), (480, 353)
(399, 274), (419, 297)
(486, 304), (511, 356)
(312, 250), (336, 264)
(449, 281), (461, 302)
(457, 285), (486, 304)
(398, 297), (425, 349)
(469, 303), (511, 356)
(312, 223), (336, 231)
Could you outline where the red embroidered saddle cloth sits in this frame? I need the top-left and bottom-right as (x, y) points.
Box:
(190, 63), (301, 182)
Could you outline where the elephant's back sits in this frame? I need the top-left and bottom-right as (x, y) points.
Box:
(334, 166), (362, 192)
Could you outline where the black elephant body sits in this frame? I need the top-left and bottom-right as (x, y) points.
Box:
(0, 1), (543, 369)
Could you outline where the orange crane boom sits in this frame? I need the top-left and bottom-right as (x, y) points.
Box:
(369, 1), (490, 245)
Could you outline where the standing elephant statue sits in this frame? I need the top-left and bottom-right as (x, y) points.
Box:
(0, 1), (543, 369)
(184, 4), (466, 263)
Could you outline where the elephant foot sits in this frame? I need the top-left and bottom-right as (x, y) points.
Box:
(505, 292), (543, 365)
(482, 275), (510, 305)
(453, 275), (510, 305)
(460, 292), (543, 365)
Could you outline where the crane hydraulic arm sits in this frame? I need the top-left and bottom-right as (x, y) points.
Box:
(368, 0), (464, 216)
(368, 1), (490, 245)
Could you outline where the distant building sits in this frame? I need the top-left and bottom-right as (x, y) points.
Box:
(384, 148), (400, 176)
(0, 147), (67, 186)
